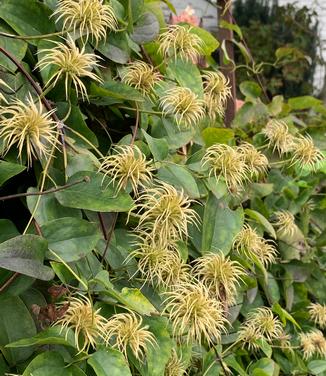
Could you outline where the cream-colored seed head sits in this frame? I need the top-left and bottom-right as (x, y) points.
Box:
(160, 87), (205, 128)
(134, 182), (199, 243)
(233, 225), (277, 267)
(55, 295), (108, 353)
(36, 36), (102, 101)
(158, 25), (203, 62)
(262, 119), (294, 155)
(299, 330), (326, 359)
(290, 135), (324, 171)
(163, 282), (227, 345)
(164, 349), (188, 376)
(308, 303), (326, 329)
(192, 253), (245, 306)
(121, 60), (161, 96)
(273, 210), (297, 238)
(202, 144), (248, 194)
(99, 144), (153, 194)
(103, 312), (157, 360)
(238, 142), (269, 179)
(0, 94), (58, 167)
(52, 0), (117, 44)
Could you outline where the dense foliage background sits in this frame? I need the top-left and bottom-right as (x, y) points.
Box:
(0, 0), (325, 375)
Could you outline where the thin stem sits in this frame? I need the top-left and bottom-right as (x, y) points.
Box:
(130, 102), (140, 145)
(118, 106), (163, 115)
(0, 272), (20, 293)
(0, 177), (88, 201)
(0, 30), (66, 40)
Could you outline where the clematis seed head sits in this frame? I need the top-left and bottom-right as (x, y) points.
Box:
(308, 303), (326, 329)
(262, 119), (294, 155)
(290, 135), (324, 171)
(273, 210), (297, 238)
(299, 330), (326, 359)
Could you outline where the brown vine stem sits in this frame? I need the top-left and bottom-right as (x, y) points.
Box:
(0, 177), (88, 202)
(0, 272), (20, 293)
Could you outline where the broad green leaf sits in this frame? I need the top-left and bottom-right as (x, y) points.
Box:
(225, 355), (249, 376)
(0, 235), (54, 280)
(22, 351), (70, 376)
(55, 171), (134, 212)
(0, 295), (36, 365)
(96, 32), (130, 64)
(189, 25), (219, 55)
(272, 303), (300, 329)
(245, 209), (276, 238)
(260, 273), (280, 304)
(308, 360), (326, 375)
(288, 96), (323, 110)
(7, 327), (75, 349)
(0, 219), (19, 243)
(201, 195), (244, 254)
(0, 24), (27, 72)
(88, 348), (132, 376)
(202, 127), (235, 147)
(0, 160), (25, 186)
(131, 12), (160, 43)
(90, 81), (144, 103)
(142, 130), (169, 161)
(0, 0), (55, 42)
(250, 358), (280, 376)
(42, 217), (101, 262)
(140, 317), (173, 376)
(220, 19), (243, 39)
(26, 188), (82, 226)
(240, 81), (262, 99)
(157, 164), (200, 198)
(166, 58), (203, 97)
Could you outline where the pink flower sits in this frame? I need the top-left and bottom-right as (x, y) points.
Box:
(171, 6), (200, 27)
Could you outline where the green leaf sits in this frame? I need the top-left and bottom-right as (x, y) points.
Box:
(0, 235), (54, 280)
(202, 127), (235, 147)
(0, 160), (25, 186)
(245, 209), (276, 238)
(7, 327), (75, 349)
(189, 26), (219, 55)
(288, 96), (323, 110)
(22, 351), (70, 376)
(0, 24), (27, 72)
(0, 0), (55, 41)
(220, 19), (243, 39)
(26, 188), (82, 226)
(55, 171), (134, 212)
(142, 130), (169, 161)
(0, 295), (36, 365)
(166, 58), (203, 97)
(157, 164), (200, 198)
(131, 12), (160, 43)
(41, 217), (101, 262)
(272, 303), (300, 329)
(0, 219), (19, 243)
(88, 348), (132, 376)
(239, 81), (262, 99)
(96, 32), (130, 64)
(250, 358), (280, 376)
(201, 195), (244, 254)
(225, 355), (249, 376)
(308, 360), (326, 375)
(140, 317), (173, 376)
(260, 273), (280, 304)
(90, 81), (144, 103)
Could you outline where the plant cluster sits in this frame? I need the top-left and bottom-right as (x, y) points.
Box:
(0, 1), (325, 375)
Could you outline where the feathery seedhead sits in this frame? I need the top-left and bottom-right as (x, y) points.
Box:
(299, 330), (326, 359)
(239, 307), (284, 350)
(273, 210), (297, 238)
(36, 37), (102, 101)
(134, 182), (199, 242)
(165, 349), (188, 376)
(238, 143), (269, 179)
(262, 119), (294, 155)
(55, 295), (108, 353)
(308, 303), (326, 329)
(99, 144), (153, 194)
(158, 25), (203, 62)
(0, 79), (13, 103)
(192, 253), (245, 306)
(202, 144), (248, 193)
(121, 60), (161, 96)
(103, 312), (157, 360)
(163, 282), (227, 344)
(52, 0), (117, 45)
(130, 234), (189, 289)
(0, 94), (58, 167)
(202, 71), (231, 120)
(160, 87), (205, 128)
(233, 225), (277, 267)
(290, 135), (324, 171)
